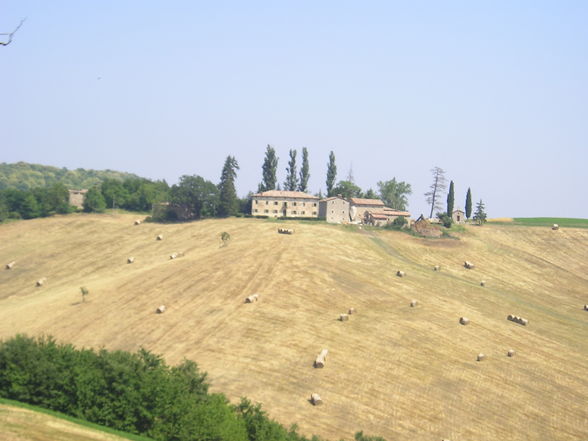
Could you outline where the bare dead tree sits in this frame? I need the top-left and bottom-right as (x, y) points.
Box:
(424, 166), (447, 218)
(0, 18), (26, 46)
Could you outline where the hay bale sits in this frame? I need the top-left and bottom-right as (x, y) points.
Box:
(459, 317), (470, 325)
(339, 313), (349, 321)
(169, 253), (177, 260)
(480, 280), (486, 287)
(520, 318), (528, 326)
(507, 349), (516, 357)
(507, 315), (528, 326)
(244, 294), (259, 303)
(410, 299), (418, 307)
(5, 261), (15, 270)
(348, 307), (356, 315)
(476, 353), (486, 362)
(314, 349), (328, 368)
(156, 305), (166, 314)
(464, 261), (475, 269)
(156, 234), (163, 241)
(134, 219), (142, 225)
(278, 228), (294, 234)
(433, 265), (440, 271)
(396, 270), (405, 277)
(127, 257), (135, 264)
(507, 314), (514, 321)
(36, 277), (46, 287)
(584, 305), (588, 311)
(310, 393), (322, 406)
(552, 224), (559, 230)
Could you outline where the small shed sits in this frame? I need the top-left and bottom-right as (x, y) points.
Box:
(452, 209), (465, 224)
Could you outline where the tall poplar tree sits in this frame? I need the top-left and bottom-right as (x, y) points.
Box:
(446, 180), (455, 216)
(258, 145), (278, 192)
(326, 151), (337, 197)
(465, 187), (472, 219)
(298, 147), (310, 193)
(218, 156), (239, 217)
(284, 149), (298, 191)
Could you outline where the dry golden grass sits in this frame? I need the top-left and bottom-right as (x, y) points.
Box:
(0, 213), (587, 441)
(0, 403), (133, 441)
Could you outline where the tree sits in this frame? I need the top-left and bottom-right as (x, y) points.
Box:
(424, 166), (447, 218)
(377, 178), (412, 210)
(298, 147), (310, 193)
(258, 145), (278, 192)
(331, 180), (362, 199)
(473, 199), (487, 225)
(170, 175), (219, 219)
(284, 149), (298, 191)
(364, 188), (378, 199)
(465, 187), (472, 220)
(20, 193), (40, 219)
(218, 156), (239, 217)
(446, 180), (455, 216)
(220, 232), (231, 248)
(83, 187), (106, 213)
(80, 287), (89, 303)
(326, 151), (337, 197)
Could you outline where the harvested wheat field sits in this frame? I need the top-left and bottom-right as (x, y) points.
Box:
(0, 402), (141, 441)
(0, 213), (587, 441)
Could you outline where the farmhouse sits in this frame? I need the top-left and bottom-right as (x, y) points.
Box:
(68, 189), (88, 209)
(318, 196), (350, 224)
(251, 190), (319, 218)
(349, 198), (385, 223)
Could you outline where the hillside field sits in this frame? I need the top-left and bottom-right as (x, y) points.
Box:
(0, 213), (587, 441)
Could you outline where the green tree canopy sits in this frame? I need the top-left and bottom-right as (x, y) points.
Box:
(298, 147), (310, 193)
(83, 186), (106, 213)
(170, 175), (219, 219)
(446, 180), (455, 216)
(465, 187), (472, 219)
(326, 151), (337, 197)
(473, 199), (487, 225)
(218, 156), (240, 217)
(258, 145), (278, 192)
(377, 178), (412, 210)
(284, 149), (298, 191)
(331, 180), (362, 199)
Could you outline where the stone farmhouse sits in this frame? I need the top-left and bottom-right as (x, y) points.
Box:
(251, 190), (320, 218)
(68, 189), (88, 209)
(252, 191), (411, 226)
(452, 209), (465, 224)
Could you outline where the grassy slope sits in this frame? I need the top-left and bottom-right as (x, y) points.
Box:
(0, 214), (587, 441)
(0, 399), (154, 441)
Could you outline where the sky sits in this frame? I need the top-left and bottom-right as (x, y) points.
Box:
(1, 1), (587, 218)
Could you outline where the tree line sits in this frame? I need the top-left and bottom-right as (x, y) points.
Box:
(0, 334), (385, 441)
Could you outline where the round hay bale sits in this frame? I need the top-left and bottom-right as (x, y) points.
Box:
(480, 280), (486, 287)
(507, 349), (516, 357)
(507, 314), (514, 321)
(156, 234), (163, 241)
(433, 265), (440, 271)
(410, 299), (418, 307)
(520, 318), (528, 326)
(583, 305), (588, 311)
(464, 261), (475, 269)
(36, 277), (46, 287)
(476, 353), (486, 362)
(552, 224), (559, 230)
(310, 393), (322, 406)
(156, 305), (166, 314)
(459, 317), (470, 325)
(127, 257), (135, 264)
(244, 294), (259, 303)
(134, 219), (142, 225)
(169, 253), (177, 260)
(348, 307), (356, 315)
(339, 313), (349, 321)
(5, 261), (15, 270)
(396, 270), (405, 277)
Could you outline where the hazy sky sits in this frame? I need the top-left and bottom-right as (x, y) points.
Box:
(1, 1), (586, 218)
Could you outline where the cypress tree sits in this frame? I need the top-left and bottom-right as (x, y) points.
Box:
(258, 145), (278, 192)
(465, 187), (472, 219)
(284, 149), (298, 191)
(218, 156), (239, 217)
(446, 180), (455, 216)
(298, 147), (310, 193)
(326, 151), (337, 197)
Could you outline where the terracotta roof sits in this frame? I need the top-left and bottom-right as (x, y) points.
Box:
(253, 190), (319, 199)
(321, 196), (347, 202)
(382, 208), (411, 216)
(349, 198), (384, 206)
(370, 213), (388, 220)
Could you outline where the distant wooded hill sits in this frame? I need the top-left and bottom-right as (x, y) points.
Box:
(0, 162), (142, 190)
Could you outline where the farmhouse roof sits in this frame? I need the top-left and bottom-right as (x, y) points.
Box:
(349, 198), (385, 206)
(321, 196), (347, 202)
(382, 207), (411, 216)
(370, 213), (389, 220)
(253, 190), (319, 199)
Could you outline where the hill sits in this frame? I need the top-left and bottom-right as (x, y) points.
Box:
(0, 162), (141, 190)
(0, 214), (587, 441)
(0, 400), (153, 441)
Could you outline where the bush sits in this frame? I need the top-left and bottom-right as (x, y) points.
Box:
(437, 212), (453, 228)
